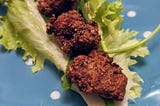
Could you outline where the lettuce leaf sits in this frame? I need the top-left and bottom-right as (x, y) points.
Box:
(0, 0), (69, 73)
(71, 84), (106, 106)
(78, 0), (106, 22)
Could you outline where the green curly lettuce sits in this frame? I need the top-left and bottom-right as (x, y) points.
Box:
(0, 0), (69, 73)
(78, 0), (160, 105)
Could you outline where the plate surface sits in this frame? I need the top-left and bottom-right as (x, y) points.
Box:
(0, 0), (160, 106)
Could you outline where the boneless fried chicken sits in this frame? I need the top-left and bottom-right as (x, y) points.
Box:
(38, 1), (127, 101)
(67, 50), (128, 101)
(47, 10), (101, 56)
(37, 0), (77, 17)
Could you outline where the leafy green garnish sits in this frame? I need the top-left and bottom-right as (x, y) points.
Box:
(78, 0), (160, 105)
(104, 99), (114, 106)
(0, 0), (68, 73)
(61, 74), (71, 90)
(106, 25), (160, 54)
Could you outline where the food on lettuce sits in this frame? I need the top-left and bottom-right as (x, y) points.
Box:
(0, 0), (160, 106)
(47, 10), (101, 56)
(45, 1), (127, 102)
(37, 0), (78, 17)
(67, 50), (128, 101)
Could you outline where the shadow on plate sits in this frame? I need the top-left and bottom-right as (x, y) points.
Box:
(131, 57), (147, 68)
(0, 45), (11, 53)
(62, 89), (87, 106)
(0, 3), (7, 16)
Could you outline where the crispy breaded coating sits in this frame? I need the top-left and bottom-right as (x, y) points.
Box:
(66, 50), (128, 101)
(37, 0), (77, 17)
(47, 10), (101, 56)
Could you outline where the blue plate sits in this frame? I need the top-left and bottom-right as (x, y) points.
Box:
(0, 0), (160, 106)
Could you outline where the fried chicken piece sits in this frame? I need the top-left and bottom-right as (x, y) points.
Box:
(37, 0), (77, 17)
(66, 50), (128, 101)
(47, 10), (101, 56)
